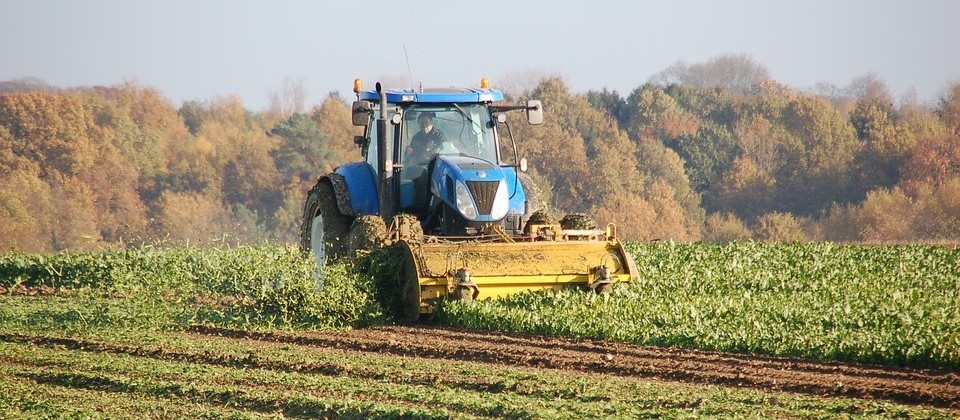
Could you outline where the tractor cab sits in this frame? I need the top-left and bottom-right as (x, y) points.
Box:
(350, 80), (542, 236)
(396, 103), (499, 213)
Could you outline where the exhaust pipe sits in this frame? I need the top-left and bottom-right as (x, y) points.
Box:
(376, 82), (394, 220)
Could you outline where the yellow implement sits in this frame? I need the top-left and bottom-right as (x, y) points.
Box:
(398, 224), (638, 320)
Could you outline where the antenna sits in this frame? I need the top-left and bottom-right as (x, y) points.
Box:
(403, 43), (415, 88)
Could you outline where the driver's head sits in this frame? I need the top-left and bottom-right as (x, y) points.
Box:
(418, 113), (434, 132)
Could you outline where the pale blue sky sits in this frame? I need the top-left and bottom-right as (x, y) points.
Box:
(3, 0), (959, 110)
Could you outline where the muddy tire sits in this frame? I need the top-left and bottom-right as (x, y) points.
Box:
(524, 209), (558, 234)
(300, 179), (352, 267)
(560, 213), (596, 230)
(347, 215), (388, 256)
(517, 172), (544, 217)
(392, 213), (424, 244)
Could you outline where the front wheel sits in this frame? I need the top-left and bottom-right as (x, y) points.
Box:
(300, 179), (351, 268)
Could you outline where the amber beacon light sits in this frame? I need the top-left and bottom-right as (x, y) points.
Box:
(480, 77), (490, 89)
(353, 79), (363, 93)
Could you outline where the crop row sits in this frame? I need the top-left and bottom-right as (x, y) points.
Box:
(3, 241), (959, 370)
(0, 245), (384, 329)
(437, 242), (960, 370)
(0, 321), (950, 418)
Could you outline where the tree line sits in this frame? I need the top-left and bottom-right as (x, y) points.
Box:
(1, 57), (959, 252)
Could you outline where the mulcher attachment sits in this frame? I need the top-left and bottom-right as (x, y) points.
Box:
(398, 222), (638, 320)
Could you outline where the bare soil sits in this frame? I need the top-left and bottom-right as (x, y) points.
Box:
(189, 325), (960, 410)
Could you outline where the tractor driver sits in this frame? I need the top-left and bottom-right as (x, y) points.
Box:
(405, 112), (447, 164)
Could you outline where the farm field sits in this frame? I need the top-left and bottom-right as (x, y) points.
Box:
(439, 242), (960, 370)
(1, 309), (957, 418)
(1, 242), (959, 417)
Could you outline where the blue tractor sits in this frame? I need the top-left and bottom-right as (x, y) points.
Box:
(301, 79), (636, 320)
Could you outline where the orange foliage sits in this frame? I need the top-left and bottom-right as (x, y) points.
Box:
(312, 96), (362, 166)
(591, 193), (655, 241)
(155, 191), (234, 244)
(703, 212), (751, 244)
(0, 169), (52, 252)
(0, 91), (96, 178)
(941, 82), (960, 134)
(900, 132), (960, 194)
(712, 156), (775, 222)
(755, 212), (806, 243)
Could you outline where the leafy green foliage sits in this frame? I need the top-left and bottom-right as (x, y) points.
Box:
(437, 242), (960, 369)
(0, 245), (385, 330)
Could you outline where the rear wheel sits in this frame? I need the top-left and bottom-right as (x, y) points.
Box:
(560, 213), (596, 230)
(300, 179), (351, 268)
(517, 172), (544, 217)
(346, 215), (387, 256)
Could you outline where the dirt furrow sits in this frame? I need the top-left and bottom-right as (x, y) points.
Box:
(188, 325), (960, 409)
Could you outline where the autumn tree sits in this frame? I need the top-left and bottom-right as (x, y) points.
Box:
(511, 78), (593, 212)
(0, 91), (96, 179)
(702, 212), (751, 244)
(512, 78), (702, 240)
(179, 100), (208, 135)
(270, 113), (337, 187)
(625, 85), (699, 142)
(725, 83), (861, 216)
(269, 76), (307, 119)
(711, 156), (776, 222)
(310, 94), (362, 170)
(0, 90), (152, 248)
(939, 82), (960, 134)
(899, 132), (960, 194)
(755, 212), (806, 242)
(845, 73), (893, 105)
(0, 169), (52, 252)
(585, 88), (629, 129)
(649, 54), (770, 95)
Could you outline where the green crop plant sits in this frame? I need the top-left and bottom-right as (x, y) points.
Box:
(436, 242), (960, 370)
(0, 245), (387, 330)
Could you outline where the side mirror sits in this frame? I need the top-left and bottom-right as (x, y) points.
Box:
(351, 100), (372, 126)
(496, 113), (507, 123)
(526, 100), (543, 125)
(391, 114), (402, 125)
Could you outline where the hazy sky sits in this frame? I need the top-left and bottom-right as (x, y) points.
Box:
(3, 0), (959, 110)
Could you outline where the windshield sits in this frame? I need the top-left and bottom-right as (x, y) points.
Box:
(400, 104), (498, 166)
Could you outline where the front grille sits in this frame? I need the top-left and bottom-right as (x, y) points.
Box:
(466, 181), (499, 215)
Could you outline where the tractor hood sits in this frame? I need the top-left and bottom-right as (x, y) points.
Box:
(430, 155), (510, 222)
(436, 155), (506, 183)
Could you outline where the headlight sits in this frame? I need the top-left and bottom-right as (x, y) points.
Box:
(490, 180), (509, 220)
(455, 181), (479, 220)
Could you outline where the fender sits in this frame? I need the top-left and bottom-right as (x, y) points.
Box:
(329, 162), (379, 216)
